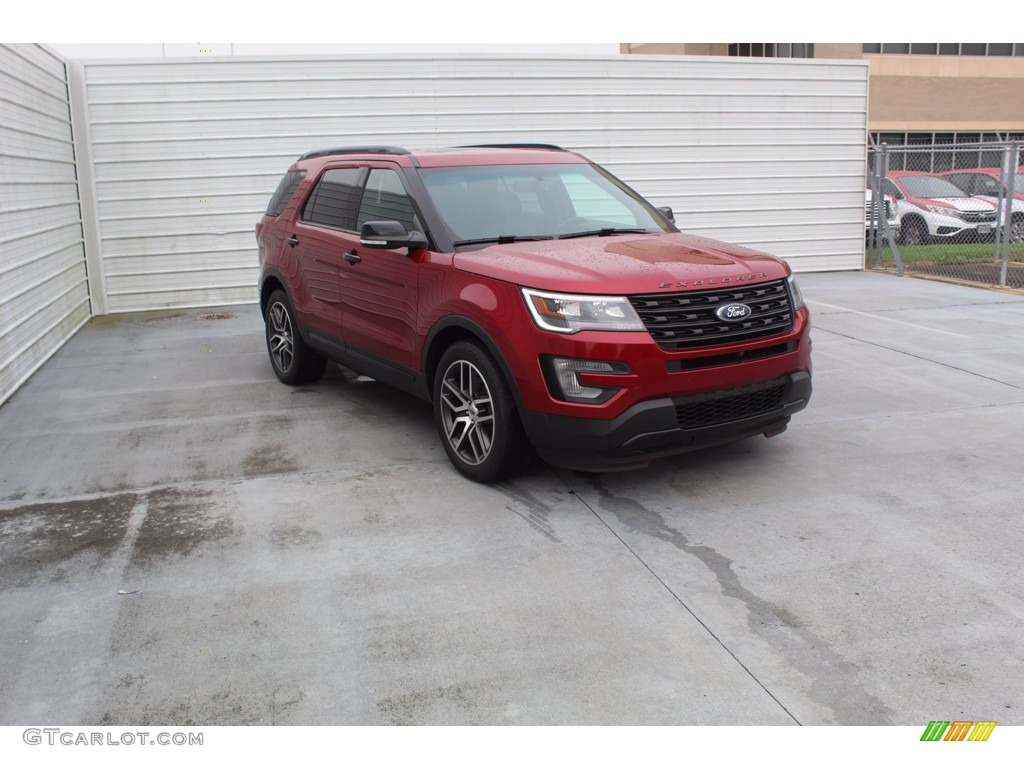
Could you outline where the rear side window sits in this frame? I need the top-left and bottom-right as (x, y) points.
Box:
(266, 171), (305, 217)
(302, 168), (364, 230)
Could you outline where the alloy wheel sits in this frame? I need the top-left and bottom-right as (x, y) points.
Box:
(438, 359), (495, 466)
(268, 301), (294, 373)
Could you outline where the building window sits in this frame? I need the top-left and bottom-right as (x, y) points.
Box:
(864, 43), (1023, 57)
(728, 43), (814, 58)
(869, 132), (1024, 173)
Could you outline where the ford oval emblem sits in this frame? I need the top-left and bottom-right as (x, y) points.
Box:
(716, 303), (752, 322)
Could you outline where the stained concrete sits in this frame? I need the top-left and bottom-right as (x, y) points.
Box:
(1, 272), (1022, 725)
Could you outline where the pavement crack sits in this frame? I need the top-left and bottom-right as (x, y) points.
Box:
(557, 470), (802, 724)
(564, 472), (898, 725)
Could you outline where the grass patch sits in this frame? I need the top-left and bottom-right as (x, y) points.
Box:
(868, 242), (1023, 266)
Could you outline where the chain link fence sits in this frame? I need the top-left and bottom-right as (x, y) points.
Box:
(866, 142), (1023, 289)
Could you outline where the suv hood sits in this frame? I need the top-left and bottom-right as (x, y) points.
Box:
(452, 233), (789, 294)
(917, 197), (995, 213)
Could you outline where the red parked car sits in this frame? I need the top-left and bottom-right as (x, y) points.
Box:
(256, 145), (812, 482)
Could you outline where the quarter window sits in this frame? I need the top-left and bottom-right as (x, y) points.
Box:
(266, 171), (305, 217)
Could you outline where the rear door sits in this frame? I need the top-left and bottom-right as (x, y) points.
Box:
(291, 166), (366, 343)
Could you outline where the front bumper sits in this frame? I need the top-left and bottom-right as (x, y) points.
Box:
(519, 371), (812, 471)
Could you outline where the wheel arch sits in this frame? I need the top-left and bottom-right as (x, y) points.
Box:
(900, 213), (929, 243)
(422, 317), (525, 409)
(259, 270), (288, 318)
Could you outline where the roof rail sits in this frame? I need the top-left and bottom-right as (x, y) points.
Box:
(298, 145), (411, 160)
(455, 143), (568, 152)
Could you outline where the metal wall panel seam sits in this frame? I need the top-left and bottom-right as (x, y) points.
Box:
(0, 221), (82, 246)
(91, 108), (869, 125)
(0, 201), (82, 216)
(102, 246), (250, 259)
(107, 265), (255, 277)
(98, 208), (273, 222)
(0, 151), (75, 163)
(0, 301), (90, 379)
(84, 91), (866, 107)
(0, 240), (86, 276)
(100, 228), (253, 240)
(3, 260), (88, 304)
(0, 277), (88, 340)
(0, 121), (77, 143)
(106, 281), (255, 296)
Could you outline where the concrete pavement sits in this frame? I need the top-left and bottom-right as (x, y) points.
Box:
(1, 272), (1022, 725)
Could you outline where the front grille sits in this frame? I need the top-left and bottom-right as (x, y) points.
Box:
(629, 279), (794, 350)
(865, 199), (893, 221)
(674, 378), (788, 429)
(961, 210), (996, 223)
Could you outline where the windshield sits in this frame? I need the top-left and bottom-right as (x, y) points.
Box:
(897, 175), (970, 199)
(418, 163), (672, 248)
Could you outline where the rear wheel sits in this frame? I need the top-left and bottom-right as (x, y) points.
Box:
(265, 290), (326, 385)
(433, 342), (532, 483)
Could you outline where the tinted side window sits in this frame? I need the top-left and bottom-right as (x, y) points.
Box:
(881, 179), (902, 198)
(945, 174), (971, 194)
(976, 175), (1000, 195)
(302, 168), (364, 230)
(357, 169), (416, 231)
(266, 171), (305, 216)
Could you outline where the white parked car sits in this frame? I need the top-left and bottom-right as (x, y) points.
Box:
(939, 169), (1024, 243)
(882, 172), (998, 245)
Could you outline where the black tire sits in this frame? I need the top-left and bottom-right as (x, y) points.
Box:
(1010, 215), (1024, 244)
(433, 341), (533, 483)
(901, 217), (928, 246)
(264, 290), (327, 385)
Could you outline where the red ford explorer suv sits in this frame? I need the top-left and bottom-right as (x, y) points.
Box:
(256, 145), (812, 482)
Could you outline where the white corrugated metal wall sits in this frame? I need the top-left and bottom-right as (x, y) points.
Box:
(0, 44), (91, 404)
(78, 54), (869, 314)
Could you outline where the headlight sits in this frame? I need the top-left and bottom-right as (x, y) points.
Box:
(787, 275), (804, 311)
(521, 288), (645, 333)
(924, 204), (963, 219)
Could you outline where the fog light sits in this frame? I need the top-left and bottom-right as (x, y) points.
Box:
(547, 358), (629, 404)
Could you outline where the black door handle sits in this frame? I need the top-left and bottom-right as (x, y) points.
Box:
(286, 236), (299, 247)
(343, 252), (362, 264)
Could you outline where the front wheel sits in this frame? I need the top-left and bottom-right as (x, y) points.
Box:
(901, 217), (928, 246)
(433, 342), (533, 483)
(1009, 215), (1024, 244)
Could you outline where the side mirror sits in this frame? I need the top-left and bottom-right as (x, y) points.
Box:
(359, 221), (428, 250)
(657, 206), (675, 224)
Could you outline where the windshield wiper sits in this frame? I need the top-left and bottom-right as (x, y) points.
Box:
(452, 235), (554, 247)
(556, 228), (650, 240)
